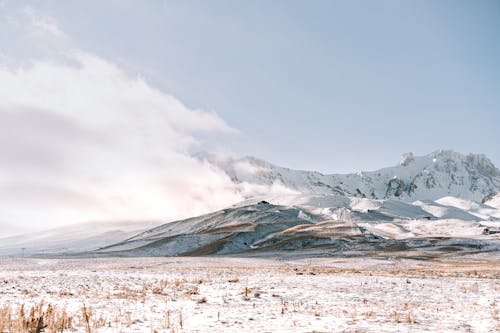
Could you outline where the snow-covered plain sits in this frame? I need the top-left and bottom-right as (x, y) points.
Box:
(0, 257), (498, 332)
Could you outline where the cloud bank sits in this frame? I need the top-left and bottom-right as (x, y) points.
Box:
(0, 51), (244, 231)
(0, 6), (300, 234)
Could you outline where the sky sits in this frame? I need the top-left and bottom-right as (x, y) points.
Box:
(0, 0), (499, 231)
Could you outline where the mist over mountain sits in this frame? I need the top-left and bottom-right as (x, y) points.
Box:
(199, 150), (500, 203)
(2, 150), (499, 257)
(91, 157), (500, 257)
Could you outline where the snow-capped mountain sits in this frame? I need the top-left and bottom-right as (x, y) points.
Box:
(1, 150), (499, 258)
(200, 150), (500, 203)
(92, 198), (500, 257)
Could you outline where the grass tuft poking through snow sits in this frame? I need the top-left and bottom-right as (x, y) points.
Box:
(0, 257), (498, 332)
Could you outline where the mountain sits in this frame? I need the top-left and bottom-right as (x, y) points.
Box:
(91, 198), (500, 258)
(2, 150), (499, 258)
(0, 220), (159, 257)
(199, 150), (500, 203)
(0, 222), (28, 239)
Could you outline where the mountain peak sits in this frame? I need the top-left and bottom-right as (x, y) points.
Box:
(399, 152), (415, 166)
(201, 150), (500, 203)
(429, 149), (460, 158)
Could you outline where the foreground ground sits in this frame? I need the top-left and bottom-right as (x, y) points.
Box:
(0, 256), (498, 332)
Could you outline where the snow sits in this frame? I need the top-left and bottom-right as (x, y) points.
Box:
(1, 150), (499, 259)
(413, 200), (483, 221)
(0, 221), (158, 257)
(350, 197), (382, 212)
(436, 196), (500, 220)
(0, 257), (498, 333)
(437, 196), (482, 211)
(0, 151), (498, 331)
(68, 197), (499, 259)
(200, 150), (500, 203)
(404, 219), (491, 238)
(2, 192), (500, 257)
(358, 219), (500, 240)
(486, 193), (500, 209)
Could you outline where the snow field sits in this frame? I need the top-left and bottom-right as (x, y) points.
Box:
(0, 257), (498, 332)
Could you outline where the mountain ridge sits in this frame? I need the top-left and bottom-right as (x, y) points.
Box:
(91, 197), (500, 258)
(2, 150), (499, 258)
(199, 150), (500, 203)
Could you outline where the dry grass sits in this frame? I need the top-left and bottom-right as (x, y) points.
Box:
(0, 257), (498, 332)
(288, 260), (500, 279)
(197, 296), (208, 304)
(0, 302), (72, 333)
(242, 287), (251, 301)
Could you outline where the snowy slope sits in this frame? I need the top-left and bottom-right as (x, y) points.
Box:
(200, 150), (500, 203)
(0, 221), (157, 257)
(0, 223), (28, 238)
(412, 200), (483, 221)
(2, 150), (499, 258)
(3, 193), (498, 257)
(90, 198), (500, 257)
(485, 193), (500, 209)
(435, 196), (500, 220)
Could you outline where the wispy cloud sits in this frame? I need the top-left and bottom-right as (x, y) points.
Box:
(23, 5), (67, 39)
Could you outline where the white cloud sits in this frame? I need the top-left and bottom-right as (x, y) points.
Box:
(0, 6), (295, 234)
(23, 5), (67, 39)
(0, 51), (244, 230)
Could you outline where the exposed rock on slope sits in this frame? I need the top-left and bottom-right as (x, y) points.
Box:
(2, 150), (499, 258)
(92, 199), (500, 257)
(199, 150), (500, 203)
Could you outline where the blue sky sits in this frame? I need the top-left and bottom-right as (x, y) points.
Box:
(2, 0), (499, 173)
(0, 1), (499, 230)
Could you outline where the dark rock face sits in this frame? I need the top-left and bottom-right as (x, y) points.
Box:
(464, 154), (500, 199)
(385, 178), (407, 198)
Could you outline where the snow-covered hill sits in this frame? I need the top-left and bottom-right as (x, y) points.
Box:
(92, 199), (500, 257)
(0, 221), (158, 257)
(2, 150), (499, 258)
(200, 150), (500, 203)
